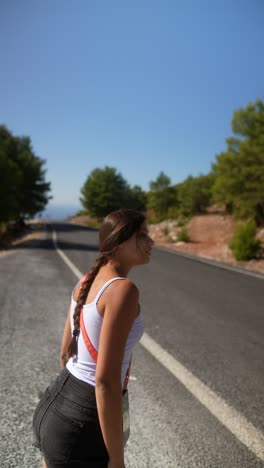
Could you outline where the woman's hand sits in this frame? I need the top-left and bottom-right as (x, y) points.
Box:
(108, 460), (125, 468)
(60, 355), (67, 369)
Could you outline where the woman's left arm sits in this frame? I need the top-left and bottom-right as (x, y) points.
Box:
(60, 305), (72, 368)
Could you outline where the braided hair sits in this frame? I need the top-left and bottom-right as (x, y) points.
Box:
(66, 209), (146, 359)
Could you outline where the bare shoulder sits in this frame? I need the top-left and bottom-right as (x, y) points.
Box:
(111, 278), (139, 299)
(73, 283), (81, 302)
(104, 278), (139, 317)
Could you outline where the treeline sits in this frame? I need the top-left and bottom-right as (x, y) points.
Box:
(80, 99), (264, 225)
(0, 126), (51, 227)
(1, 98), (263, 230)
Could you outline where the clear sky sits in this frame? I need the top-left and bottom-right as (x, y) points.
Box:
(1, 0), (263, 212)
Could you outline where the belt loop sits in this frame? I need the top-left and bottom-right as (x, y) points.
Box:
(59, 368), (70, 392)
(55, 367), (70, 395)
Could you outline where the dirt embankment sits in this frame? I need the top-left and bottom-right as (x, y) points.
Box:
(69, 213), (264, 275)
(148, 214), (264, 275)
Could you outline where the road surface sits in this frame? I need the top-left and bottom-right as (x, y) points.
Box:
(0, 222), (263, 467)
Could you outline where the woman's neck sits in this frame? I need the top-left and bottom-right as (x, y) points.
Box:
(100, 260), (131, 278)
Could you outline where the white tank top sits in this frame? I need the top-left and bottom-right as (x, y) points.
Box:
(66, 277), (144, 388)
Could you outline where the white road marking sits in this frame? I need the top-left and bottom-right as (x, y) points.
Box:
(128, 375), (137, 381)
(140, 333), (264, 462)
(52, 231), (83, 279)
(52, 230), (264, 462)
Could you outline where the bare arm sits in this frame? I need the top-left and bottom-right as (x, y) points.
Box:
(95, 280), (139, 467)
(60, 305), (72, 368)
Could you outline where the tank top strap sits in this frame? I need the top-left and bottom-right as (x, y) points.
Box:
(95, 277), (127, 304)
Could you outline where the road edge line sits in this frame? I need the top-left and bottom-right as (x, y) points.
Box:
(52, 229), (264, 462)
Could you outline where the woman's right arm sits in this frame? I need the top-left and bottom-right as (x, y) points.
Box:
(95, 280), (139, 468)
(60, 305), (72, 368)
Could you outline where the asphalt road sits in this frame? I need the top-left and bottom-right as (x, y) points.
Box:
(0, 222), (263, 468)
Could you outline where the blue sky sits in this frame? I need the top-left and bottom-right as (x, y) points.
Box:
(1, 0), (263, 213)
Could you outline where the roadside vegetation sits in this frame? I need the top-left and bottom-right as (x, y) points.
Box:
(229, 220), (262, 261)
(0, 125), (51, 246)
(77, 99), (264, 261)
(1, 99), (264, 261)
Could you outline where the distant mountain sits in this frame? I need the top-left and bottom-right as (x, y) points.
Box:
(38, 203), (81, 221)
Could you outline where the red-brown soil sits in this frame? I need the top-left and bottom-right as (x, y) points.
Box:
(148, 214), (264, 275)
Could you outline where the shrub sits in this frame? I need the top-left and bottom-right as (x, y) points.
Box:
(162, 226), (169, 236)
(177, 226), (190, 242)
(177, 217), (188, 227)
(229, 220), (262, 261)
(75, 209), (89, 216)
(148, 213), (168, 224)
(167, 206), (179, 219)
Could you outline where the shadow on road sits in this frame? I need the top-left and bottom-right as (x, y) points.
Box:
(10, 222), (99, 253)
(48, 222), (98, 233)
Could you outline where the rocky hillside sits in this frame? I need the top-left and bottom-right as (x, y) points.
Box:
(148, 214), (264, 275)
(69, 213), (264, 275)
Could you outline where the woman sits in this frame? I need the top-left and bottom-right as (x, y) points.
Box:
(32, 209), (154, 468)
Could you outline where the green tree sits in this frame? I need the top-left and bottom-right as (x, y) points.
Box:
(0, 145), (20, 223)
(147, 171), (177, 220)
(212, 99), (264, 223)
(177, 174), (214, 217)
(14, 136), (51, 220)
(80, 166), (134, 218)
(149, 171), (171, 191)
(125, 185), (147, 212)
(0, 126), (51, 223)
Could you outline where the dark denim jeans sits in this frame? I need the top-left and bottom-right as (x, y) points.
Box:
(32, 368), (108, 467)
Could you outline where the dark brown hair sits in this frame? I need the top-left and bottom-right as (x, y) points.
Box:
(66, 209), (146, 358)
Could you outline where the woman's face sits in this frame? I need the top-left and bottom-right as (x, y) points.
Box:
(122, 224), (154, 265)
